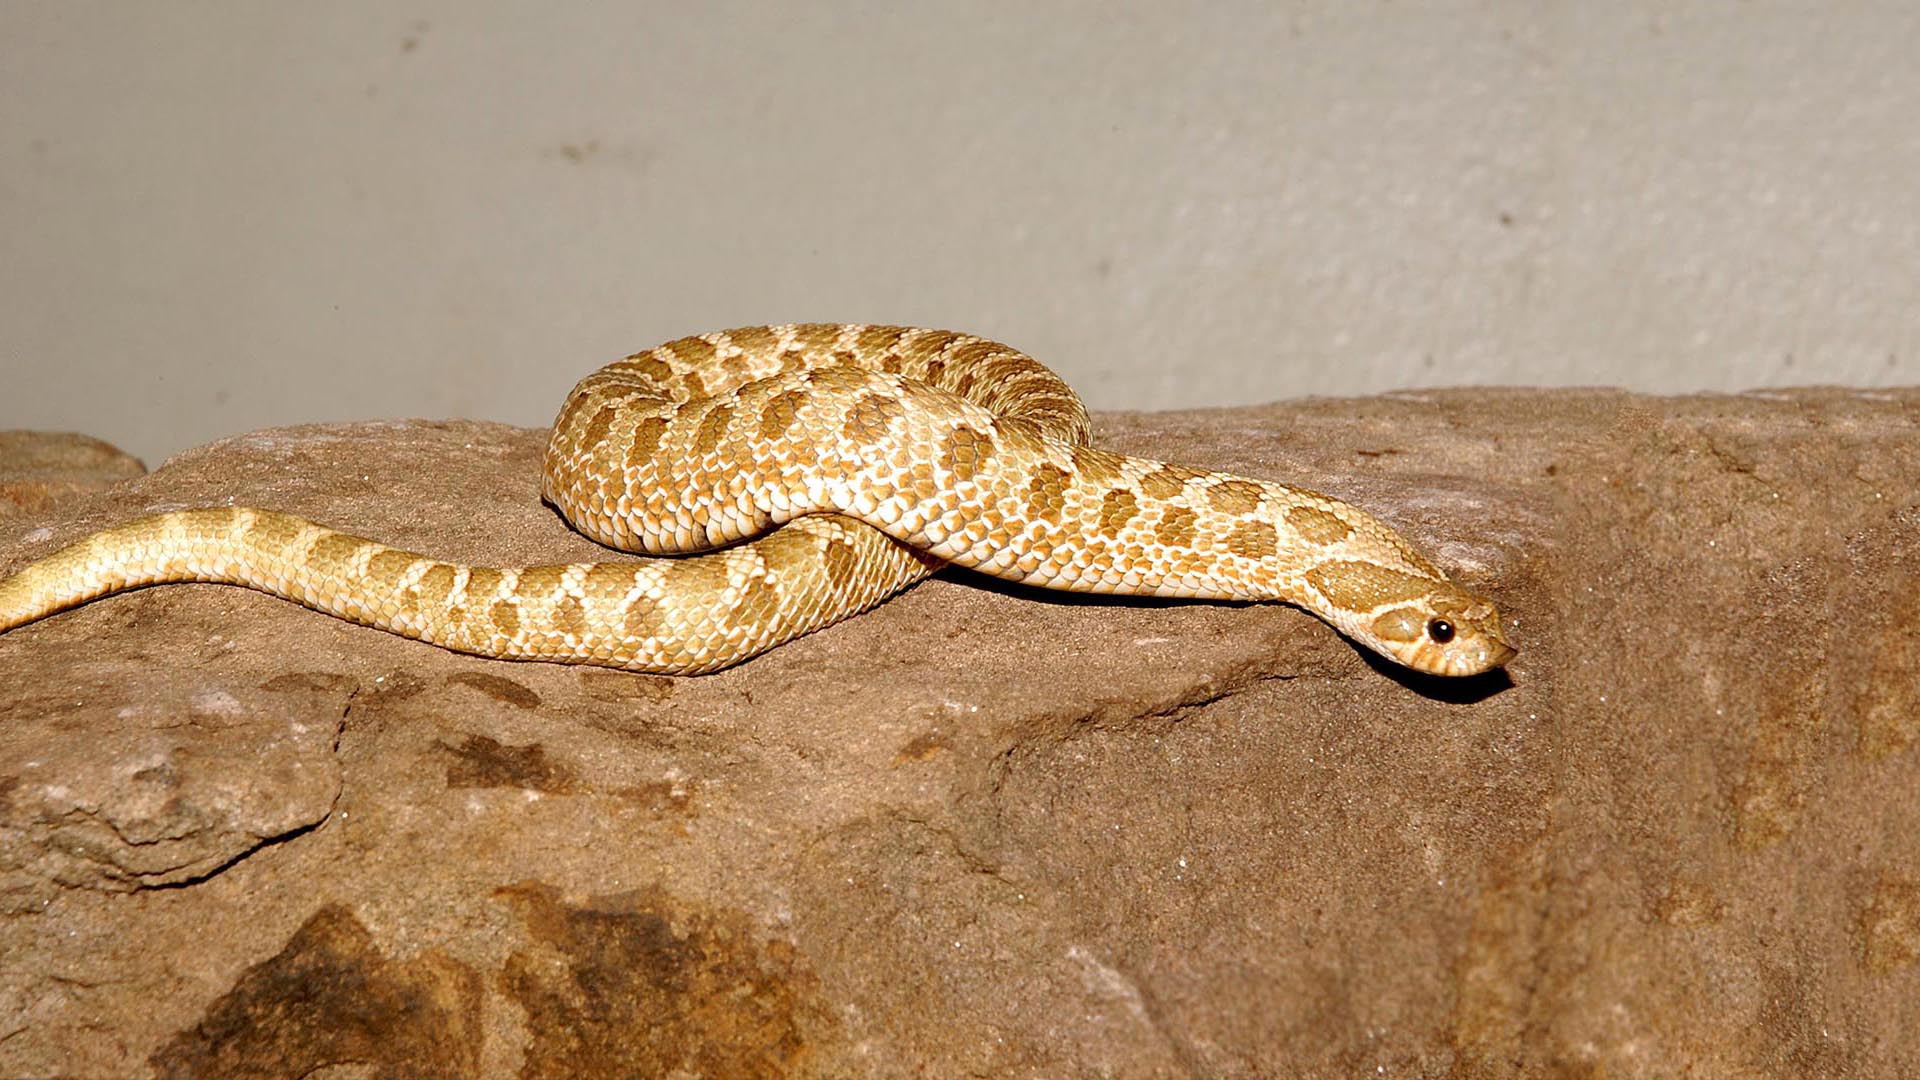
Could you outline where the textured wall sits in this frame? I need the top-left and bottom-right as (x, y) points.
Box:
(3, 2), (1916, 464)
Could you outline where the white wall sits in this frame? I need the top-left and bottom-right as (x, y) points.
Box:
(3, 2), (1915, 465)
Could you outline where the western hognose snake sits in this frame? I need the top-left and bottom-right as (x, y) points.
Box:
(0, 325), (1515, 676)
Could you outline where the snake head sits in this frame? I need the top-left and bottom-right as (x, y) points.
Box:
(1364, 590), (1516, 677)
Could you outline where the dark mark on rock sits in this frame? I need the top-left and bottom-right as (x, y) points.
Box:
(440, 734), (578, 794)
(448, 671), (542, 709)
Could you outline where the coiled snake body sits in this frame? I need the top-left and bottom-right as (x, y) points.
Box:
(0, 325), (1514, 676)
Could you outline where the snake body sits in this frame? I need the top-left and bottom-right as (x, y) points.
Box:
(0, 325), (1514, 676)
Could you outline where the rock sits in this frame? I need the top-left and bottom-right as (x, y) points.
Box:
(0, 671), (342, 907)
(0, 430), (145, 517)
(0, 392), (1915, 1077)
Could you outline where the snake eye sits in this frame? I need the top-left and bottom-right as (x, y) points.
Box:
(1427, 618), (1455, 644)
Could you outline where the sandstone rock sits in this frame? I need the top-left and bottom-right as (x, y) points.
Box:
(0, 392), (1915, 1077)
(0, 430), (145, 516)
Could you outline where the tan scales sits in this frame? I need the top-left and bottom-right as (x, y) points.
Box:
(0, 325), (1515, 676)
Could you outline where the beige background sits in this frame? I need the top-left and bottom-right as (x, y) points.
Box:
(3, 2), (1915, 466)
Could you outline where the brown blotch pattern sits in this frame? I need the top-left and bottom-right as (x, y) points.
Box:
(622, 593), (663, 641)
(662, 559), (737, 638)
(719, 353), (755, 386)
(729, 574), (783, 631)
(464, 568), (504, 601)
(723, 325), (777, 357)
(1155, 506), (1199, 548)
(791, 323), (844, 353)
(757, 389), (809, 441)
(666, 335), (716, 369)
(675, 365), (708, 398)
(516, 566), (569, 597)
(1207, 479), (1267, 516)
(583, 563), (641, 594)
(628, 355), (676, 388)
(940, 424), (995, 483)
(623, 417), (670, 471)
(844, 392), (906, 441)
(308, 533), (372, 571)
(1286, 504), (1354, 546)
(580, 405), (619, 450)
(552, 595), (588, 638)
(415, 564), (457, 604)
(1305, 560), (1435, 613)
(1226, 520), (1279, 559)
(238, 511), (304, 553)
(1100, 488), (1140, 534)
(1026, 465), (1072, 524)
(822, 536), (863, 592)
(692, 403), (735, 454)
(489, 599), (521, 638)
(1139, 464), (1203, 500)
(366, 549), (419, 583)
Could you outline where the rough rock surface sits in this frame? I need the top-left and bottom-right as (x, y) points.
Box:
(0, 390), (1916, 1078)
(0, 431), (145, 517)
